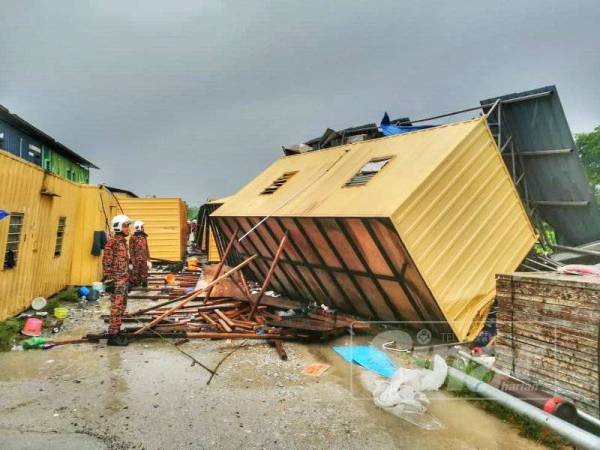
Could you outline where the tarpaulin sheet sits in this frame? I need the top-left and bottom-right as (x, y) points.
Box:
(333, 345), (397, 378)
(379, 112), (435, 136)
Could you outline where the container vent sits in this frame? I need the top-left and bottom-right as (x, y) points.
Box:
(345, 157), (392, 187)
(261, 171), (298, 195)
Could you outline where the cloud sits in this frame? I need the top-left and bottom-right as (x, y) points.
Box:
(1, 0), (599, 202)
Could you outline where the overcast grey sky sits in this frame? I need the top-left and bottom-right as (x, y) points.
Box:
(1, 0), (599, 203)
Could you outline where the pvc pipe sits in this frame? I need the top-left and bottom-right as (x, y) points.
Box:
(448, 367), (600, 450)
(578, 410), (600, 429)
(456, 350), (579, 423)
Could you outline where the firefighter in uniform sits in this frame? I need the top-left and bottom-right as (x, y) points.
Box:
(102, 214), (131, 346)
(129, 220), (151, 288)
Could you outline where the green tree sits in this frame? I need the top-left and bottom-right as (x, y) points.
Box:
(576, 126), (600, 200)
(187, 205), (199, 220)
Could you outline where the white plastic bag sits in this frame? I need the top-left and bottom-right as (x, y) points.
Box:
(372, 354), (448, 414)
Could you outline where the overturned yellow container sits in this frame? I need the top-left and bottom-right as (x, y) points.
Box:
(212, 118), (536, 341)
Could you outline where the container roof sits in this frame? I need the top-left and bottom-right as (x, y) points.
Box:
(207, 195), (233, 205)
(105, 185), (138, 198)
(214, 118), (482, 218)
(0, 104), (98, 169)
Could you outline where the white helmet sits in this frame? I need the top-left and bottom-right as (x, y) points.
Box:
(134, 220), (145, 232)
(111, 214), (131, 233)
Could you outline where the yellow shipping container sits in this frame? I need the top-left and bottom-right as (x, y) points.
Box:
(118, 198), (187, 262)
(201, 196), (231, 263)
(0, 151), (118, 319)
(213, 117), (536, 341)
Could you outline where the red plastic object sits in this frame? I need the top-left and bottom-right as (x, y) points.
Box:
(21, 317), (43, 337)
(543, 396), (563, 414)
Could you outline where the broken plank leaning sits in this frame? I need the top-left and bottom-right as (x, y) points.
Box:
(204, 226), (239, 303)
(249, 232), (288, 320)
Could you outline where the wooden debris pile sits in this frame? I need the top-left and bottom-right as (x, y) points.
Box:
(495, 272), (599, 417)
(93, 256), (368, 343)
(88, 231), (368, 365)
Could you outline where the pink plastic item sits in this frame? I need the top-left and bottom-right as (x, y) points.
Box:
(21, 317), (43, 337)
(557, 264), (600, 276)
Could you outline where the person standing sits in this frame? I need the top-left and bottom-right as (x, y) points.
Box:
(129, 220), (151, 288)
(102, 214), (131, 346)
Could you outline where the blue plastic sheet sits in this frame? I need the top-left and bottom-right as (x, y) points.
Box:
(0, 210), (8, 220)
(379, 112), (435, 136)
(333, 345), (398, 378)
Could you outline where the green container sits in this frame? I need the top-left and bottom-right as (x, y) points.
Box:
(22, 337), (49, 349)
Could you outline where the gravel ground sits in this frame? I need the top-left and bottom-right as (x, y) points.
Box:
(0, 297), (545, 450)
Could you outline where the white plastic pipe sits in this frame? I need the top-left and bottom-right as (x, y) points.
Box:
(448, 367), (600, 450)
(578, 409), (600, 429)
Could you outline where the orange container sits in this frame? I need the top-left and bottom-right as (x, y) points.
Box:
(164, 273), (176, 284)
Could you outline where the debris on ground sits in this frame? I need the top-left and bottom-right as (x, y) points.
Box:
(302, 363), (331, 377)
(85, 263), (370, 357)
(371, 354), (448, 414)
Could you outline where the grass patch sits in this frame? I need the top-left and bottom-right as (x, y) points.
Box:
(0, 318), (25, 352)
(53, 286), (78, 302)
(445, 358), (569, 449)
(450, 387), (568, 449)
(44, 298), (61, 313)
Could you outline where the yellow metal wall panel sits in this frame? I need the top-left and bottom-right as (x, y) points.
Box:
(207, 228), (220, 263)
(69, 186), (117, 285)
(0, 151), (115, 319)
(118, 198), (186, 261)
(392, 119), (536, 340)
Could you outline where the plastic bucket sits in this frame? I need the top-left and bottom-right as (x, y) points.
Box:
(54, 307), (68, 319)
(21, 317), (43, 337)
(92, 281), (103, 293)
(87, 289), (100, 301)
(78, 286), (90, 298)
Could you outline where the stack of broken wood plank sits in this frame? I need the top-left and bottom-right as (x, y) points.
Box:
(495, 271), (599, 418)
(91, 232), (368, 343)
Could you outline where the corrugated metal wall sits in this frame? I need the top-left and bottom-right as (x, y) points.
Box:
(118, 198), (187, 261)
(393, 119), (536, 340)
(69, 186), (115, 285)
(207, 228), (220, 263)
(43, 149), (90, 184)
(213, 118), (536, 341)
(0, 120), (44, 166)
(0, 152), (116, 319)
(1, 121), (90, 183)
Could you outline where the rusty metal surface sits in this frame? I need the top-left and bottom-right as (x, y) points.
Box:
(213, 216), (451, 337)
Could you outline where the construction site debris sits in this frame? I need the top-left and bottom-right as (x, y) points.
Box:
(91, 266), (369, 346)
(302, 363), (331, 377)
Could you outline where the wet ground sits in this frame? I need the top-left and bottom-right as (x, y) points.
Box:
(0, 298), (545, 450)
